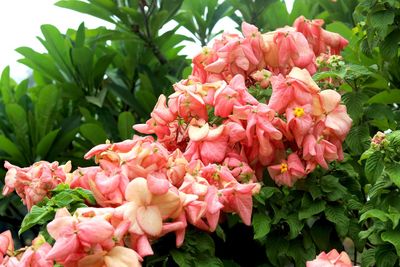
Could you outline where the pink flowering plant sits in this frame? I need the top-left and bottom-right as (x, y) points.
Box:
(0, 14), (361, 266)
(2, 0), (400, 264)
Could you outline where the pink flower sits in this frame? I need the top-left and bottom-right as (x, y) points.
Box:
(2, 161), (71, 210)
(233, 103), (283, 165)
(133, 94), (176, 139)
(184, 121), (228, 165)
(314, 89), (352, 140)
(214, 74), (258, 118)
(0, 231), (13, 264)
(77, 246), (141, 267)
(286, 103), (313, 147)
(307, 249), (352, 267)
(46, 208), (115, 265)
(267, 153), (306, 186)
(302, 123), (339, 171)
(294, 16), (348, 56)
(84, 136), (169, 180)
(168, 80), (208, 121)
(274, 29), (316, 74)
(269, 67), (320, 114)
(251, 69), (272, 88)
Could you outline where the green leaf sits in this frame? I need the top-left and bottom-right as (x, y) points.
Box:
(361, 248), (376, 267)
(5, 103), (28, 143)
(381, 230), (400, 255)
(375, 246), (398, 267)
(369, 89), (400, 105)
(85, 87), (107, 107)
(324, 205), (350, 236)
(0, 135), (24, 162)
(19, 205), (54, 235)
(16, 47), (64, 82)
(215, 225), (226, 242)
(80, 123), (108, 145)
(35, 85), (60, 140)
(0, 66), (12, 104)
(36, 129), (61, 158)
(386, 163), (400, 187)
(345, 125), (370, 155)
(369, 10), (395, 28)
(320, 175), (347, 201)
(134, 89), (157, 114)
(39, 25), (74, 80)
(75, 22), (85, 48)
(252, 212), (271, 240)
(74, 188), (96, 205)
(71, 47), (94, 87)
(55, 0), (116, 23)
(360, 209), (388, 222)
(170, 249), (192, 267)
(326, 21), (353, 40)
(286, 214), (303, 239)
(379, 29), (400, 59)
(298, 195), (326, 220)
(365, 151), (384, 183)
(118, 112), (135, 140)
(342, 92), (366, 122)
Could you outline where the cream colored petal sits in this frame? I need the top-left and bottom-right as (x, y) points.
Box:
(188, 124), (209, 141)
(104, 246), (141, 267)
(125, 178), (152, 205)
(136, 206), (163, 236)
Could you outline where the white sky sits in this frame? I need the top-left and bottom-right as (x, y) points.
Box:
(0, 0), (294, 82)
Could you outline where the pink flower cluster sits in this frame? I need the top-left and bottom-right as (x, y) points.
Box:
(1, 16), (351, 266)
(3, 161), (71, 210)
(0, 232), (52, 267)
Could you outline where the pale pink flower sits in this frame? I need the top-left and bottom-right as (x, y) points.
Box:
(77, 246), (141, 267)
(314, 89), (352, 140)
(307, 249), (352, 267)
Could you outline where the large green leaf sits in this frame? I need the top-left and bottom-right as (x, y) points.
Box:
(55, 0), (116, 23)
(118, 112), (135, 140)
(0, 135), (24, 162)
(298, 195), (326, 220)
(365, 151), (385, 183)
(0, 66), (12, 104)
(80, 123), (108, 145)
(252, 212), (272, 240)
(16, 47), (64, 82)
(381, 231), (400, 255)
(36, 129), (61, 159)
(34, 85), (60, 140)
(368, 89), (400, 105)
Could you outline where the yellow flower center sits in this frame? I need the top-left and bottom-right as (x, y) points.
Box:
(280, 163), (288, 173)
(293, 107), (305, 117)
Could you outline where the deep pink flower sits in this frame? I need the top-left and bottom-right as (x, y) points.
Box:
(267, 153), (306, 186)
(269, 67), (320, 114)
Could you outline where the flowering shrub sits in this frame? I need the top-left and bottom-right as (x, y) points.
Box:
(0, 15), (356, 266)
